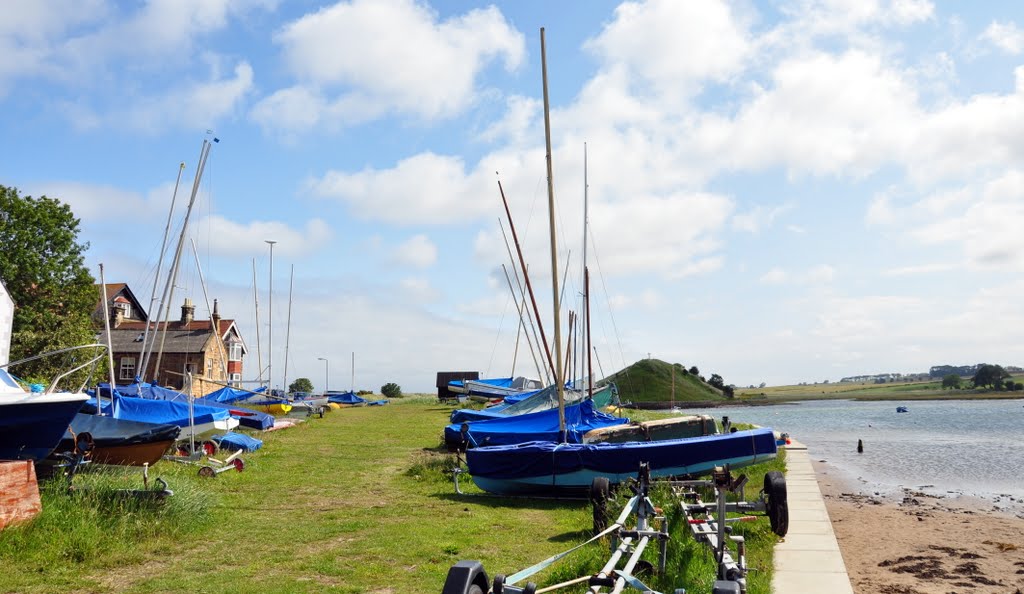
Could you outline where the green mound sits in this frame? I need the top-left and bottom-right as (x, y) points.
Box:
(602, 358), (725, 403)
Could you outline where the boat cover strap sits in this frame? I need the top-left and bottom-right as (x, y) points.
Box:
(504, 520), (623, 586)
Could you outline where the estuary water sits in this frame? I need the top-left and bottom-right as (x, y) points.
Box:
(677, 398), (1024, 508)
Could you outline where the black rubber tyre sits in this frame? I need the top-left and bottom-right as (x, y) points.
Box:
(466, 586), (483, 594)
(590, 476), (611, 535)
(764, 471), (789, 537)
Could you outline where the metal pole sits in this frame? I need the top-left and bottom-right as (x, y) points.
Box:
(283, 264), (294, 394)
(266, 239), (276, 394)
(350, 351), (355, 393)
(318, 357), (329, 394)
(99, 265), (117, 415)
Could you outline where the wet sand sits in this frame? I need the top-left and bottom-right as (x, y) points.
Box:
(812, 458), (1024, 594)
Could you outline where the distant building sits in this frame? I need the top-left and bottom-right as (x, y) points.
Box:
(94, 283), (247, 396)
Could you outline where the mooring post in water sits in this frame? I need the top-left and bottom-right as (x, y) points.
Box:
(857, 439), (864, 454)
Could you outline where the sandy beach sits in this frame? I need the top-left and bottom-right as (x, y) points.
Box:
(812, 458), (1024, 594)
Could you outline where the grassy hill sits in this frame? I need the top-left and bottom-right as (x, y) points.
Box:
(601, 358), (725, 404)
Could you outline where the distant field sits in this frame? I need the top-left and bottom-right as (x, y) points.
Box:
(736, 375), (1024, 402)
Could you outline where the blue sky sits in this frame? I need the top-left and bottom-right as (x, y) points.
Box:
(3, 0), (1024, 393)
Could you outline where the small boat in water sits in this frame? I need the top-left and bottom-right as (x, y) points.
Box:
(896, 406), (909, 413)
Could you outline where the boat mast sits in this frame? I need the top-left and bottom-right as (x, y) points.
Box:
(540, 27), (566, 436)
(266, 239), (276, 394)
(252, 259), (263, 383)
(283, 264), (294, 394)
(189, 237), (228, 382)
(499, 221), (549, 385)
(501, 263), (545, 385)
(152, 138), (215, 384)
(138, 161), (185, 381)
(497, 180), (555, 379)
(350, 351), (355, 393)
(583, 143), (593, 397)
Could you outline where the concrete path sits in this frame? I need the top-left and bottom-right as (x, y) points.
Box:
(772, 441), (855, 593)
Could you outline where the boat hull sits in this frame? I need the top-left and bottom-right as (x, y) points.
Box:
(0, 395), (88, 461)
(465, 427), (778, 496)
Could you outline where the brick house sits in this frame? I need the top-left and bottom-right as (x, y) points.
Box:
(94, 284), (247, 396)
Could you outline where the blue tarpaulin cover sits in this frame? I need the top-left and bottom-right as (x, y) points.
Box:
(91, 383), (273, 430)
(112, 394), (231, 427)
(327, 391), (365, 405)
(467, 428), (775, 478)
(444, 399), (628, 448)
(212, 432), (263, 452)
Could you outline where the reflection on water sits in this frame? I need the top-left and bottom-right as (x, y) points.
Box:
(677, 398), (1024, 503)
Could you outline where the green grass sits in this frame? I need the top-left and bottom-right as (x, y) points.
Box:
(0, 399), (784, 593)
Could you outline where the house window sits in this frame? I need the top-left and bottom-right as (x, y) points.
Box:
(115, 301), (132, 319)
(206, 359), (213, 378)
(228, 343), (242, 361)
(119, 357), (136, 381)
(229, 373), (241, 386)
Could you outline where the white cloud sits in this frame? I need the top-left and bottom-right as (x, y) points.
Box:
(64, 60), (254, 133)
(392, 234), (437, 268)
(980, 21), (1024, 55)
(195, 215), (332, 257)
(732, 203), (793, 233)
(308, 152), (493, 224)
(583, 0), (752, 100)
(806, 264), (835, 284)
(399, 276), (439, 302)
(760, 267), (787, 284)
(254, 0), (524, 134)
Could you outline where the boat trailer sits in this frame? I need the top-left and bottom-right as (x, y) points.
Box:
(441, 464), (788, 594)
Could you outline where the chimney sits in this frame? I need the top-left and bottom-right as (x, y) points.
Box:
(181, 298), (195, 325)
(212, 298), (221, 331)
(110, 305), (124, 328)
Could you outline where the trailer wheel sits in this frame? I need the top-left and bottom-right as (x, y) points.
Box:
(764, 471), (789, 537)
(590, 477), (611, 535)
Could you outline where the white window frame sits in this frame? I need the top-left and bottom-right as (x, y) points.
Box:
(119, 356), (136, 381)
(228, 343), (242, 362)
(115, 301), (131, 319)
(229, 373), (241, 386)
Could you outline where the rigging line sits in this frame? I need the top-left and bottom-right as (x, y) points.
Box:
(586, 221), (631, 385)
(485, 284), (513, 378)
(499, 219), (548, 384)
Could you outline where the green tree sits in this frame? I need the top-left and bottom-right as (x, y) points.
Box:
(688, 365), (700, 376)
(380, 382), (402, 398)
(708, 373), (725, 390)
(941, 374), (962, 390)
(971, 364), (1010, 389)
(0, 185), (95, 383)
(722, 384), (735, 399)
(288, 377), (314, 394)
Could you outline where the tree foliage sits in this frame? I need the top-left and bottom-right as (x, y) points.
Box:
(688, 366), (699, 376)
(708, 373), (725, 390)
(941, 374), (961, 389)
(288, 377), (314, 394)
(380, 382), (402, 398)
(0, 185), (95, 382)
(971, 364), (1009, 389)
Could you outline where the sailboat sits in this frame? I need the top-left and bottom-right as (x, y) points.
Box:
(457, 29), (778, 496)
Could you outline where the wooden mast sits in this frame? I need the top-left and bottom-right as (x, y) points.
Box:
(540, 27), (566, 435)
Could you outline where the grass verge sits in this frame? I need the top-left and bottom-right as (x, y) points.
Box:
(0, 400), (785, 593)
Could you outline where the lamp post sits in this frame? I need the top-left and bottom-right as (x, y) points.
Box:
(318, 357), (329, 394)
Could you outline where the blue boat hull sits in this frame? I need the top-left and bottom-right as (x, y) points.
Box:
(465, 428), (778, 495)
(0, 397), (88, 461)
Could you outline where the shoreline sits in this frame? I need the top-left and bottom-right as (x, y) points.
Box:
(810, 457), (1024, 594)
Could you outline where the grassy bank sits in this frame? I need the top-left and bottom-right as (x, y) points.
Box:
(0, 397), (785, 593)
(735, 377), (1024, 402)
